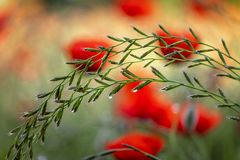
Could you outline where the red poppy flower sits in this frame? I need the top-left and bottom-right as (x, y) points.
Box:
(66, 39), (111, 72)
(157, 30), (200, 61)
(0, 9), (11, 43)
(151, 102), (177, 130)
(106, 132), (164, 160)
(0, 10), (9, 32)
(117, 0), (153, 18)
(177, 103), (222, 135)
(188, 0), (222, 16)
(114, 81), (175, 129)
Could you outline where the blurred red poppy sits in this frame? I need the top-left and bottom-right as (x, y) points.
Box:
(0, 9), (11, 43)
(66, 39), (111, 72)
(106, 132), (164, 160)
(0, 10), (9, 32)
(117, 0), (153, 18)
(188, 0), (222, 16)
(114, 81), (175, 129)
(177, 103), (222, 135)
(151, 101), (177, 130)
(157, 30), (200, 61)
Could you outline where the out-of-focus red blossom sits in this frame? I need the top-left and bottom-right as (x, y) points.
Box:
(0, 10), (9, 32)
(117, 0), (153, 18)
(66, 39), (111, 72)
(0, 9), (11, 42)
(9, 48), (42, 81)
(151, 103), (177, 130)
(157, 30), (200, 61)
(188, 0), (222, 16)
(114, 80), (175, 129)
(106, 132), (164, 160)
(177, 103), (222, 135)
